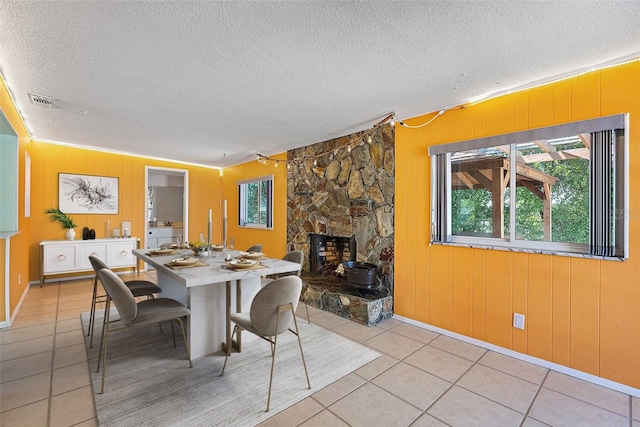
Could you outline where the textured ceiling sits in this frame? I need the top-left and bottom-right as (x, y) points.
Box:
(1, 1), (639, 168)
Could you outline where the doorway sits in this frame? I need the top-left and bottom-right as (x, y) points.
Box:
(144, 166), (188, 256)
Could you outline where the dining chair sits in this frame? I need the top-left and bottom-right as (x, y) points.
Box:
(261, 250), (309, 323)
(88, 255), (162, 348)
(221, 276), (310, 412)
(245, 244), (263, 253)
(96, 268), (192, 393)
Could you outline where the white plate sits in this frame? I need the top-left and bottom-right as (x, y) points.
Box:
(171, 257), (199, 266)
(227, 259), (257, 269)
(241, 251), (264, 259)
(149, 248), (175, 255)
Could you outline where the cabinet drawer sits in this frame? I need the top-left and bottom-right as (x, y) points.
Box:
(110, 242), (136, 267)
(43, 245), (76, 273)
(77, 244), (108, 270)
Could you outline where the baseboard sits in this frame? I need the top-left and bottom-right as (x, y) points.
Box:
(392, 314), (640, 398)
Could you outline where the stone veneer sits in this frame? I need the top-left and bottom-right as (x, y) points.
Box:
(287, 124), (395, 324)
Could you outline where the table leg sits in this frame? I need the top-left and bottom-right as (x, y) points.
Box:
(235, 279), (242, 352)
(222, 279), (245, 353)
(222, 280), (231, 353)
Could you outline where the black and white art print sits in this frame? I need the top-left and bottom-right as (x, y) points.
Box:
(59, 173), (119, 214)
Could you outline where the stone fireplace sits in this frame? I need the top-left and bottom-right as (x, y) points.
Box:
(287, 124), (394, 325)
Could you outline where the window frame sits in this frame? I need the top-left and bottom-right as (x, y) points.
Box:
(238, 174), (274, 229)
(429, 114), (629, 259)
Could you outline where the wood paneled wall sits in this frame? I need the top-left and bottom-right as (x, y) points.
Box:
(220, 153), (288, 258)
(28, 141), (222, 282)
(395, 61), (640, 388)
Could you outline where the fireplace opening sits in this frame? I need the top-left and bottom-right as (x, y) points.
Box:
(309, 233), (380, 293)
(309, 233), (356, 275)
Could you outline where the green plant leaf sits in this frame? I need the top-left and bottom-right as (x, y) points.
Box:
(45, 208), (78, 229)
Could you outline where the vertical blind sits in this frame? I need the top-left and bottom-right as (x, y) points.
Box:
(589, 130), (615, 256)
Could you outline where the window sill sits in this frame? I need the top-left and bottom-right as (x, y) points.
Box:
(431, 241), (626, 262)
(239, 224), (273, 230)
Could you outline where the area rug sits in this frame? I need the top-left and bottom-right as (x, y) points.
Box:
(82, 310), (379, 426)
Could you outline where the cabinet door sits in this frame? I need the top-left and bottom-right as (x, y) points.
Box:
(77, 244), (108, 271)
(110, 241), (136, 268)
(43, 245), (76, 273)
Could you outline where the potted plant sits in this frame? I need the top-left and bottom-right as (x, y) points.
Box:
(45, 208), (78, 240)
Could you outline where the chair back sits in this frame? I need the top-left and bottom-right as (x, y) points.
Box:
(97, 269), (138, 326)
(89, 255), (109, 275)
(246, 244), (263, 253)
(250, 276), (302, 336)
(281, 250), (304, 277)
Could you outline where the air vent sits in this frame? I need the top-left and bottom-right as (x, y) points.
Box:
(27, 93), (55, 107)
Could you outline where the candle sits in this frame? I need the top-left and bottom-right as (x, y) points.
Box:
(208, 208), (212, 223)
(223, 200), (227, 219)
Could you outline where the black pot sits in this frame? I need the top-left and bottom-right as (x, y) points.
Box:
(343, 261), (377, 287)
(82, 227), (90, 240)
(89, 229), (96, 239)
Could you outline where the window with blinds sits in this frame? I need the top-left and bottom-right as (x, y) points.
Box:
(429, 114), (628, 259)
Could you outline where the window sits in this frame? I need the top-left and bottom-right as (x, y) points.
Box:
(430, 114), (628, 258)
(238, 175), (273, 228)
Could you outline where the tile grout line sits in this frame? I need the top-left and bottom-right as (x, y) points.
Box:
(517, 368), (551, 427)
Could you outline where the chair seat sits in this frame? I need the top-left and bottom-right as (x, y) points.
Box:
(129, 298), (191, 327)
(125, 280), (162, 297)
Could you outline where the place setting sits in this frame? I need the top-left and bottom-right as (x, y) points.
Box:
(147, 247), (179, 256)
(237, 250), (268, 260)
(164, 255), (209, 269)
(224, 258), (267, 271)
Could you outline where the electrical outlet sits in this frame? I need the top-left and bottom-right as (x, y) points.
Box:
(513, 313), (525, 330)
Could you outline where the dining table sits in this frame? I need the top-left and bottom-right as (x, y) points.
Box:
(132, 248), (302, 359)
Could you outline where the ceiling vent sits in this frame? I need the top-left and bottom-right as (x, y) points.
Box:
(27, 93), (55, 107)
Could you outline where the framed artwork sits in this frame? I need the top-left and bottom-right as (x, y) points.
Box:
(59, 173), (119, 214)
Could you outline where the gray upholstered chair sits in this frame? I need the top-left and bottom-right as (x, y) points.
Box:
(88, 255), (163, 348)
(96, 268), (192, 393)
(245, 244), (263, 253)
(261, 250), (309, 322)
(221, 276), (310, 412)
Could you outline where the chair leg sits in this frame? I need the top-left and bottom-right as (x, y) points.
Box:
(170, 319), (176, 347)
(174, 318), (192, 368)
(291, 309), (311, 390)
(305, 303), (310, 324)
(265, 311), (282, 412)
(100, 321), (110, 394)
(99, 301), (112, 393)
(88, 276), (99, 347)
(96, 297), (111, 373)
(221, 325), (239, 375)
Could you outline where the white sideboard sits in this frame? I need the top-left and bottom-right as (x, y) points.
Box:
(40, 238), (139, 283)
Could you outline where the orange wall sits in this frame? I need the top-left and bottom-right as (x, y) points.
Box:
(221, 153), (288, 258)
(395, 61), (640, 389)
(1, 76), (31, 322)
(27, 142), (223, 282)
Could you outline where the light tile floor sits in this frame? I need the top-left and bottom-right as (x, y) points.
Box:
(1, 272), (639, 426)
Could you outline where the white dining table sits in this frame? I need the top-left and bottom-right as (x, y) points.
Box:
(132, 248), (301, 359)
